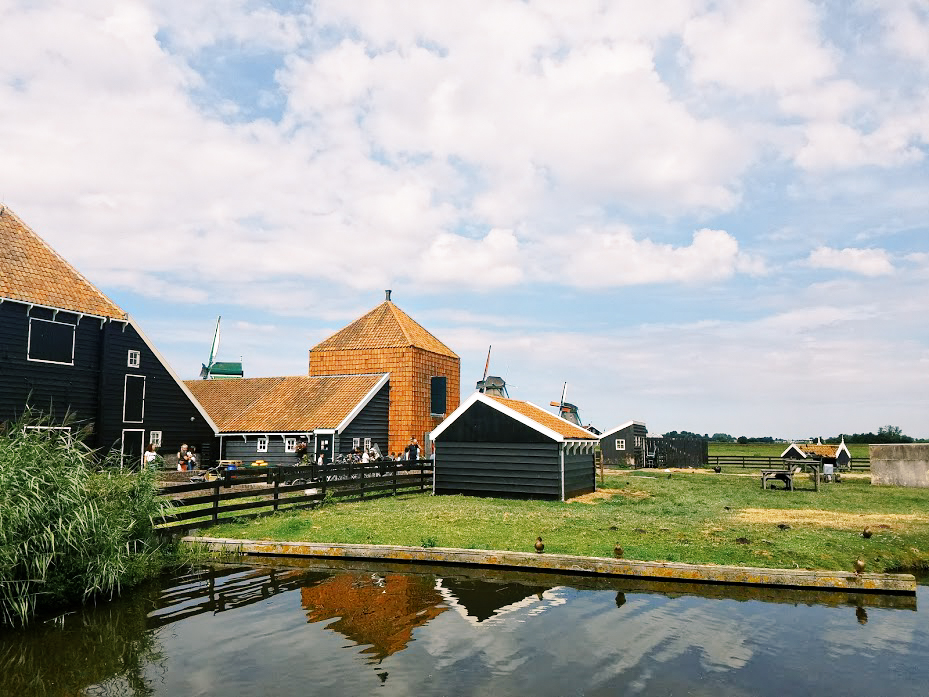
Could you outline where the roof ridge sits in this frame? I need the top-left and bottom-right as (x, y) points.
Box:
(386, 301), (416, 346)
(0, 206), (126, 319)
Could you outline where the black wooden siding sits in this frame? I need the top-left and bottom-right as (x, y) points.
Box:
(599, 423), (648, 465)
(563, 449), (595, 498)
(437, 401), (554, 444)
(98, 322), (214, 463)
(223, 435), (306, 467)
(0, 302), (101, 428)
(0, 301), (214, 464)
(434, 442), (562, 498)
(338, 382), (389, 455)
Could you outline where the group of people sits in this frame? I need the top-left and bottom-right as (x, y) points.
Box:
(176, 443), (198, 471)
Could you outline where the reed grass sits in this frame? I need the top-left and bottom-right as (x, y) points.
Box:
(0, 409), (172, 627)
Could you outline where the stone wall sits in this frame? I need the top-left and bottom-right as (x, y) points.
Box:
(870, 444), (929, 488)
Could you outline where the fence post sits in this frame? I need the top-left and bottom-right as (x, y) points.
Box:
(273, 467), (279, 512)
(393, 461), (398, 496)
(359, 463), (365, 500)
(420, 460), (426, 492)
(212, 481), (220, 524)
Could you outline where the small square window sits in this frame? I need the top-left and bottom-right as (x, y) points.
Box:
(363, 437), (371, 450)
(616, 439), (625, 451)
(257, 436), (268, 453)
(127, 350), (141, 368)
(352, 437), (360, 449)
(149, 430), (162, 447)
(285, 437), (297, 453)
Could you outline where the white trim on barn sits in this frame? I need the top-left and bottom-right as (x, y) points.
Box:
(599, 420), (647, 439)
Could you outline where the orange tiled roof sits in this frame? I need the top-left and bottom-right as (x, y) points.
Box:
(490, 396), (598, 440)
(799, 444), (839, 458)
(311, 301), (457, 358)
(185, 374), (385, 432)
(0, 206), (126, 319)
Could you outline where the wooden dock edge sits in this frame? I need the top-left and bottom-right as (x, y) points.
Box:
(185, 537), (918, 595)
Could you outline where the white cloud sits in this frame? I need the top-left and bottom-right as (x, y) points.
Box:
(683, 0), (836, 95)
(419, 229), (524, 288)
(541, 228), (765, 287)
(806, 246), (895, 276)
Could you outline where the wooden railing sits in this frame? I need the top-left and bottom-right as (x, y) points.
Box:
(705, 455), (869, 470)
(157, 460), (434, 532)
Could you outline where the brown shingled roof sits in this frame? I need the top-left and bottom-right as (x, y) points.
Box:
(311, 301), (457, 358)
(490, 396), (598, 440)
(0, 206), (126, 319)
(185, 374), (385, 433)
(798, 444), (839, 458)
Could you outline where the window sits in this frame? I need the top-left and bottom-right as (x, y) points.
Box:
(285, 437), (297, 453)
(127, 350), (140, 368)
(363, 437), (371, 451)
(123, 375), (145, 423)
(28, 318), (76, 365)
(25, 425), (72, 444)
(615, 439), (625, 451)
(430, 376), (447, 416)
(635, 436), (643, 448)
(257, 436), (268, 453)
(149, 430), (162, 448)
(352, 437), (360, 449)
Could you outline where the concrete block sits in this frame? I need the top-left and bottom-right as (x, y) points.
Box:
(871, 444), (929, 488)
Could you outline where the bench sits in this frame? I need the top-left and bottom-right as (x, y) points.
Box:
(761, 464), (821, 491)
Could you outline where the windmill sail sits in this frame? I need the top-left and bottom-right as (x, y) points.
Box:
(208, 316), (221, 367)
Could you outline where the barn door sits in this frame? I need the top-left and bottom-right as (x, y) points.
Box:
(123, 374), (146, 423)
(121, 429), (145, 469)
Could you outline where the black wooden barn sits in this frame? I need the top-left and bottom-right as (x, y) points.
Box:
(431, 392), (599, 500)
(0, 206), (217, 465)
(599, 420), (648, 466)
(186, 373), (390, 466)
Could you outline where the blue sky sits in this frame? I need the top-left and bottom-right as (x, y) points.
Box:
(2, 0), (928, 438)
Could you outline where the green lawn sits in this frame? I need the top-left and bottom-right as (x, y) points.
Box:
(205, 468), (929, 574)
(708, 442), (871, 459)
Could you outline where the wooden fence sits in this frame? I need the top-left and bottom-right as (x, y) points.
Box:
(706, 455), (870, 470)
(157, 460), (434, 532)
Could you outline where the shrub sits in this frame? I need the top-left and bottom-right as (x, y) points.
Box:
(0, 411), (171, 626)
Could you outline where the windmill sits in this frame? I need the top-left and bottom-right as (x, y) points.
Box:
(550, 382), (600, 434)
(475, 345), (509, 397)
(199, 316), (244, 379)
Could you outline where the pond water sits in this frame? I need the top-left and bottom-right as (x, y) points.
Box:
(1, 560), (926, 697)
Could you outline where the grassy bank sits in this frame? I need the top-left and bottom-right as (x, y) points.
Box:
(205, 468), (929, 574)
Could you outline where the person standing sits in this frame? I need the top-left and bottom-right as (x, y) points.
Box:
(177, 443), (189, 471)
(404, 437), (420, 462)
(143, 442), (158, 469)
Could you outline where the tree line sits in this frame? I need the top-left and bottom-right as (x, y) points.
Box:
(662, 425), (925, 444)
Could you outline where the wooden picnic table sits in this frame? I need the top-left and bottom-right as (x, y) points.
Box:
(761, 462), (821, 491)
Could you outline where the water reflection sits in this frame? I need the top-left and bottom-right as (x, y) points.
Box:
(0, 561), (925, 697)
(300, 572), (446, 661)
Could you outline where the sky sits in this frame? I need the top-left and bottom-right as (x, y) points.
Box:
(2, 0), (928, 439)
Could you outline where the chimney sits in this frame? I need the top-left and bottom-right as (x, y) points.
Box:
(385, 289), (392, 302)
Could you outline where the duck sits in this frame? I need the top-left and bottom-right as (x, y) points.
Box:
(713, 466), (721, 473)
(854, 557), (866, 574)
(862, 527), (873, 539)
(613, 544), (624, 559)
(534, 537), (544, 553)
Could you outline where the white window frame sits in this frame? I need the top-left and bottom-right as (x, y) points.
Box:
(123, 374), (146, 423)
(121, 428), (145, 468)
(149, 430), (162, 448)
(257, 436), (268, 453)
(363, 437), (372, 451)
(127, 350), (141, 368)
(352, 437), (360, 449)
(285, 437), (297, 453)
(27, 317), (76, 366)
(635, 436), (642, 447)
(25, 425), (73, 444)
(615, 439), (625, 451)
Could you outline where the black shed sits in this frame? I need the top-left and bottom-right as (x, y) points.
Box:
(431, 393), (599, 501)
(599, 420), (647, 466)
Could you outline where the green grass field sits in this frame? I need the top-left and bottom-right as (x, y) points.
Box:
(206, 468), (929, 574)
(708, 442), (871, 459)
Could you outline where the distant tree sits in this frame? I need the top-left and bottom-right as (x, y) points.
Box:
(737, 436), (749, 445)
(662, 430), (706, 440)
(710, 433), (735, 443)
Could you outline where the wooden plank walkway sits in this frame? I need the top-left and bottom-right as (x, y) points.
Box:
(186, 537), (917, 595)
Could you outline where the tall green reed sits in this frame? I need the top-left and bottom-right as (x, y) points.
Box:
(0, 409), (171, 627)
